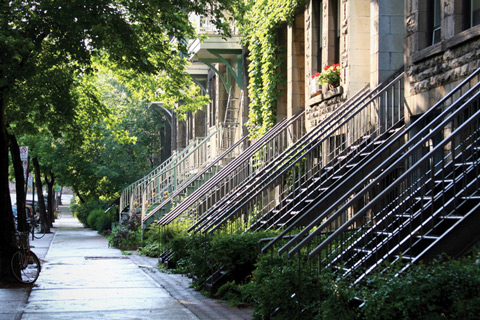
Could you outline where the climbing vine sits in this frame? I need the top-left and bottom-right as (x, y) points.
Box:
(234, 0), (306, 138)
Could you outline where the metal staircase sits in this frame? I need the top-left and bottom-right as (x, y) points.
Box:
(142, 130), (250, 226)
(190, 72), (405, 235)
(119, 138), (201, 216)
(155, 111), (307, 228)
(265, 68), (480, 284)
(121, 127), (225, 226)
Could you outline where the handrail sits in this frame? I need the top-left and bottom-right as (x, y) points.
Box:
(136, 127), (221, 222)
(306, 89), (480, 259)
(262, 68), (480, 254)
(119, 138), (199, 213)
(143, 130), (250, 223)
(157, 112), (305, 226)
(202, 72), (405, 234)
(280, 68), (480, 258)
(189, 86), (371, 233)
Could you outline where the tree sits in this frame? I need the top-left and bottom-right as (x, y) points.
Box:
(0, 0), (232, 282)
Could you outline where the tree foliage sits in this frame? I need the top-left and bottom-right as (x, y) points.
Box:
(0, 0), (232, 282)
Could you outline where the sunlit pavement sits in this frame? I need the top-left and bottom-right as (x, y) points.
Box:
(19, 205), (198, 320)
(1, 203), (253, 320)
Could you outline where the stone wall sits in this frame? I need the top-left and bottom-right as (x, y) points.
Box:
(407, 38), (480, 97)
(306, 87), (346, 130)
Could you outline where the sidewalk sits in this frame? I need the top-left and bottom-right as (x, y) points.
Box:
(1, 205), (253, 320)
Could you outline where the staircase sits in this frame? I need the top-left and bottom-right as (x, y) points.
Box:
(155, 111), (307, 228)
(265, 68), (480, 284)
(189, 71), (405, 235)
(142, 130), (250, 226)
(119, 137), (205, 216)
(120, 127), (225, 226)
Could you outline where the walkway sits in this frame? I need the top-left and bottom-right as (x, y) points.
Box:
(1, 205), (253, 320)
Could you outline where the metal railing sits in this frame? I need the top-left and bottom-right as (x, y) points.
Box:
(126, 127), (221, 225)
(119, 139), (200, 215)
(156, 112), (306, 227)
(272, 68), (480, 283)
(194, 72), (405, 235)
(142, 131), (250, 226)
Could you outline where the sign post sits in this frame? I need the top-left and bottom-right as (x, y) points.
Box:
(20, 146), (29, 203)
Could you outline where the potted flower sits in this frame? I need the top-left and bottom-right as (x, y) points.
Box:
(310, 72), (322, 97)
(317, 64), (341, 90)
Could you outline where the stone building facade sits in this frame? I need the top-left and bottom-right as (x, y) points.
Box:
(278, 0), (405, 132)
(405, 0), (480, 124)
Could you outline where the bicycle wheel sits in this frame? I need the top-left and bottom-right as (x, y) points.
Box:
(10, 250), (41, 284)
(33, 222), (46, 239)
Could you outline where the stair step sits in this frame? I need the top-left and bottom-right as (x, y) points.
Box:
(346, 163), (358, 168)
(455, 162), (474, 166)
(319, 187), (329, 192)
(396, 214), (412, 218)
(290, 211), (300, 216)
(389, 127), (403, 134)
(462, 195), (480, 200)
(395, 255), (413, 261)
(305, 199), (314, 203)
(373, 140), (386, 145)
(353, 248), (372, 254)
(440, 215), (463, 220)
(415, 234), (438, 240)
(415, 196), (433, 201)
(375, 231), (393, 236)
(360, 152), (372, 157)
(333, 265), (351, 273)
(332, 175), (344, 180)
(435, 179), (453, 184)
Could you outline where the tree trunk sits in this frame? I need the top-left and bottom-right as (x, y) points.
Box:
(8, 132), (28, 233)
(45, 172), (55, 226)
(0, 89), (17, 283)
(32, 157), (50, 233)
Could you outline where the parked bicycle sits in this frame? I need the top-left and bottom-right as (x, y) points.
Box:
(10, 231), (41, 284)
(29, 215), (46, 240)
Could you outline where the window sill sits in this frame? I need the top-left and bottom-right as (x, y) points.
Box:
(412, 24), (480, 64)
(307, 86), (343, 107)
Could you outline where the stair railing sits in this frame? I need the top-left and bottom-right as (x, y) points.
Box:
(133, 127), (221, 223)
(142, 130), (250, 225)
(156, 112), (306, 227)
(277, 69), (480, 280)
(119, 138), (200, 215)
(262, 68), (480, 256)
(198, 73), (404, 235)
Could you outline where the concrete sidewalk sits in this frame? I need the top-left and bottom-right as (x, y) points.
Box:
(1, 205), (253, 320)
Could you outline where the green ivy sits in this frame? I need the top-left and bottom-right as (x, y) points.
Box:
(234, 0), (307, 138)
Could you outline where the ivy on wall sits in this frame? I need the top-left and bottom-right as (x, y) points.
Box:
(235, 0), (306, 138)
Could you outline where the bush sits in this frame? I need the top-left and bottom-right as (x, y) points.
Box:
(108, 217), (142, 250)
(360, 255), (480, 320)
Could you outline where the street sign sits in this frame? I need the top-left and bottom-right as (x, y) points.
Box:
(20, 146), (28, 161)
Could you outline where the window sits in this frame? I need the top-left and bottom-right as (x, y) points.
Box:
(333, 0), (340, 63)
(464, 0), (480, 29)
(317, 0), (323, 69)
(428, 0), (441, 45)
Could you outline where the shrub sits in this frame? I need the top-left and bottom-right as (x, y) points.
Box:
(108, 217), (142, 250)
(360, 256), (480, 320)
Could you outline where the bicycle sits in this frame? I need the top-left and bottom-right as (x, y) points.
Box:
(30, 215), (46, 240)
(10, 231), (41, 284)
